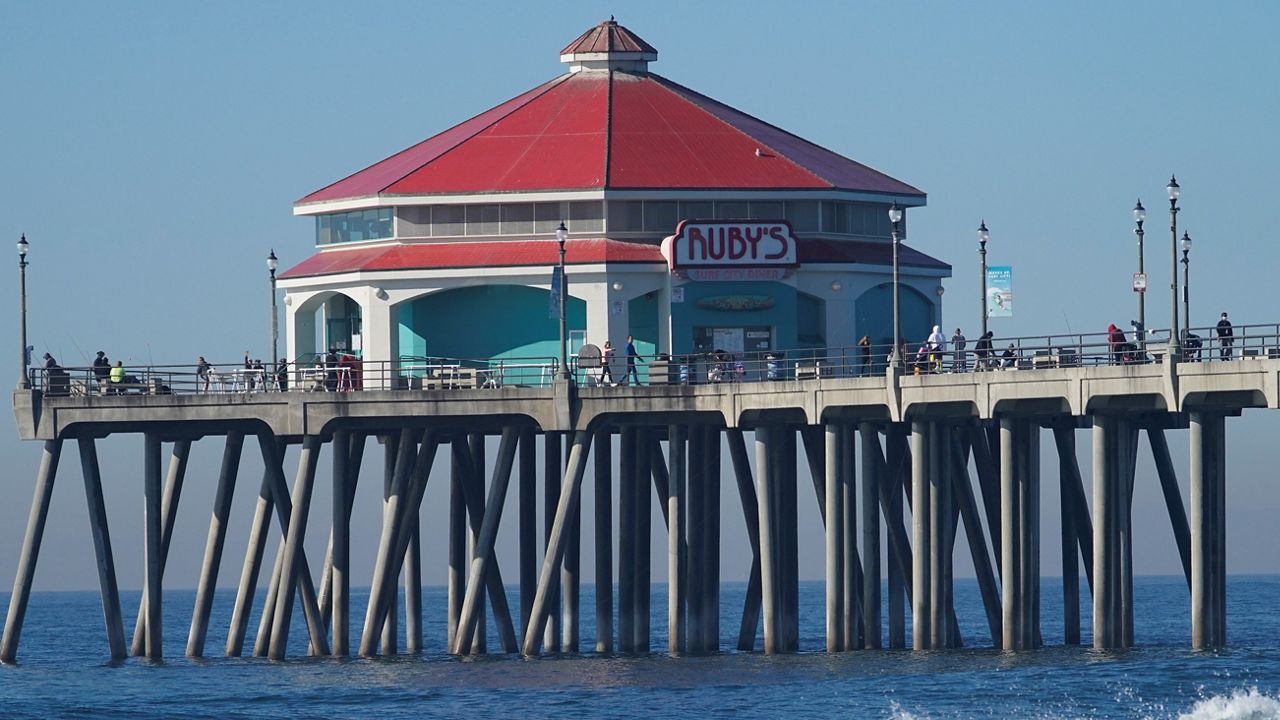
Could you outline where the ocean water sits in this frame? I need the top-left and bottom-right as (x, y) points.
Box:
(2, 577), (1279, 719)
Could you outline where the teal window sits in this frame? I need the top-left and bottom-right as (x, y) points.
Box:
(316, 208), (393, 244)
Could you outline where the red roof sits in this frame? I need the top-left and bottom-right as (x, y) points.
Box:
(279, 238), (948, 279)
(561, 18), (657, 57)
(279, 239), (664, 279)
(297, 23), (923, 204)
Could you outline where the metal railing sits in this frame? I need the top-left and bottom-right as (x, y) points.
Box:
(26, 323), (1280, 397)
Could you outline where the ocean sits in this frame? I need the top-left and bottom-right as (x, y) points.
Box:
(2, 576), (1279, 719)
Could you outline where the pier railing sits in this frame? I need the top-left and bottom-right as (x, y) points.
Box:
(27, 322), (1280, 397)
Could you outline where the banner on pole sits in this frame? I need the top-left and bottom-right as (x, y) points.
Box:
(986, 265), (1013, 318)
(549, 266), (563, 319)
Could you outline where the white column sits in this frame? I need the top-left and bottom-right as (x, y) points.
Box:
(355, 288), (396, 390)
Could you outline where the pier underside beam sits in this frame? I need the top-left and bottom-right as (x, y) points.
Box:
(187, 432), (245, 658)
(1190, 411), (1227, 649)
(522, 430), (592, 656)
(79, 438), (126, 660)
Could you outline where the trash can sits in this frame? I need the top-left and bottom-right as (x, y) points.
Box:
(766, 352), (784, 381)
(649, 353), (678, 385)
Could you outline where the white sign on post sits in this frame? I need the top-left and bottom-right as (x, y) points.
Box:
(1132, 272), (1147, 293)
(671, 286), (684, 303)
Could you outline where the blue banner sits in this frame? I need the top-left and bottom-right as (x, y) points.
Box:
(549, 266), (563, 320)
(986, 266), (1013, 318)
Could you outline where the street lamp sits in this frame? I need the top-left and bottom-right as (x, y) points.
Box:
(978, 220), (989, 339)
(889, 202), (903, 369)
(1180, 231), (1192, 339)
(1167, 175), (1181, 360)
(1133, 200), (1146, 347)
(17, 234), (29, 389)
(267, 249), (279, 375)
(556, 221), (569, 380)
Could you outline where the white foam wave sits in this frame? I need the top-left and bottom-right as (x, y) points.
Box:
(887, 700), (921, 719)
(1178, 688), (1280, 720)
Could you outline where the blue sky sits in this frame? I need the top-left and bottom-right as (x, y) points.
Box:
(1, 1), (1277, 594)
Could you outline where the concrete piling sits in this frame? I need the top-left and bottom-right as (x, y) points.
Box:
(142, 433), (163, 659)
(668, 424), (686, 655)
(79, 438), (126, 659)
(593, 427), (613, 653)
(543, 432), (563, 653)
(187, 433), (244, 657)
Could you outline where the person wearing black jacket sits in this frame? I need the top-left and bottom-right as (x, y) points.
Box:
(92, 350), (110, 383)
(1216, 312), (1234, 360)
(973, 331), (994, 370)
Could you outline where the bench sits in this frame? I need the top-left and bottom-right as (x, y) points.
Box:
(1031, 351), (1058, 369)
(795, 362), (823, 380)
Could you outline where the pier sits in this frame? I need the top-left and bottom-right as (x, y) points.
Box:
(3, 333), (1272, 662)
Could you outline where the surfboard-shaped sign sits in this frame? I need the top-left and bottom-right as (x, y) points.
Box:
(661, 220), (799, 271)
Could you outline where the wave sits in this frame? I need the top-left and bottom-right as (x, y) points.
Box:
(1178, 688), (1280, 720)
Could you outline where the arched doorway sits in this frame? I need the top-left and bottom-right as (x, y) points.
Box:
(854, 283), (935, 369)
(292, 292), (364, 362)
(395, 284), (586, 362)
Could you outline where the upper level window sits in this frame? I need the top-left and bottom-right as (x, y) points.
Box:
(316, 208), (393, 245)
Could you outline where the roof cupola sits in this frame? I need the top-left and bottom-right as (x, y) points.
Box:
(559, 17), (657, 73)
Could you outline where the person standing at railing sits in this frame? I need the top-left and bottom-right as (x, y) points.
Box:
(857, 335), (871, 376)
(93, 351), (111, 388)
(974, 331), (993, 370)
(275, 358), (289, 392)
(41, 354), (70, 396)
(927, 326), (946, 373)
(625, 335), (645, 386)
(601, 340), (616, 386)
(242, 351), (257, 391)
(196, 356), (212, 393)
(951, 328), (967, 373)
(1216, 312), (1234, 360)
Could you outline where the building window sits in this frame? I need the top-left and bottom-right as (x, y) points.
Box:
(786, 201), (819, 232)
(535, 202), (566, 233)
(569, 201), (603, 233)
(680, 201), (714, 221)
(610, 201), (643, 231)
(397, 207), (430, 238)
(643, 201), (678, 232)
(716, 201), (748, 219)
(750, 201), (784, 220)
(432, 205), (465, 236)
(501, 203), (534, 235)
(315, 208), (393, 244)
(465, 204), (500, 235)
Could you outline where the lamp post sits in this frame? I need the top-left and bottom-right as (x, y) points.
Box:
(1180, 231), (1192, 339)
(889, 202), (903, 369)
(267, 249), (279, 374)
(17, 234), (29, 389)
(1167, 175), (1181, 360)
(556, 221), (569, 380)
(1133, 200), (1146, 347)
(978, 220), (989, 339)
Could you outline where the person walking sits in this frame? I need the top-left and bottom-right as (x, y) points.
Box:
(601, 340), (616, 386)
(951, 328), (967, 372)
(1216, 312), (1234, 360)
(196, 356), (212, 393)
(857, 335), (871, 376)
(624, 335), (645, 386)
